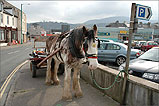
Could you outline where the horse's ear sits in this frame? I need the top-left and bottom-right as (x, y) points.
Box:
(83, 26), (87, 35)
(93, 24), (97, 31)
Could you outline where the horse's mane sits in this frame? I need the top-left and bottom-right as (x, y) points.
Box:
(68, 26), (86, 58)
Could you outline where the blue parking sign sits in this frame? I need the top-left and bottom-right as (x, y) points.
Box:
(138, 7), (145, 17)
(136, 4), (152, 21)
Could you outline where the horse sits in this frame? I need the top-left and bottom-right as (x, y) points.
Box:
(45, 25), (99, 101)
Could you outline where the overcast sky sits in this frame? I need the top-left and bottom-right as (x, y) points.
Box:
(8, 0), (158, 24)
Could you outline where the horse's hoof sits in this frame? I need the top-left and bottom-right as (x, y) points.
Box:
(75, 92), (83, 98)
(45, 82), (52, 86)
(53, 80), (60, 85)
(62, 95), (72, 101)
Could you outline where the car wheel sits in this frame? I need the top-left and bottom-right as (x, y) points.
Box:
(116, 56), (126, 66)
(30, 62), (32, 72)
(31, 62), (36, 78)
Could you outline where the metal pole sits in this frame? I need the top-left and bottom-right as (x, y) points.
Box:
(21, 4), (23, 44)
(121, 3), (136, 105)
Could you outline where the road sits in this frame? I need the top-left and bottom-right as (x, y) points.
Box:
(0, 42), (33, 87)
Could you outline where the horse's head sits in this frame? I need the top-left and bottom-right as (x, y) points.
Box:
(83, 24), (99, 70)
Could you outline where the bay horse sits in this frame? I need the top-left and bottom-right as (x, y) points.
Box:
(46, 25), (99, 101)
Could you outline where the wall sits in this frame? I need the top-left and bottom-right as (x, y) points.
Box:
(0, 13), (17, 28)
(80, 64), (159, 106)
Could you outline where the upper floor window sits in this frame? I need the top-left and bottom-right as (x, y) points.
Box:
(7, 16), (9, 24)
(12, 17), (14, 26)
(0, 2), (3, 12)
(0, 14), (3, 23)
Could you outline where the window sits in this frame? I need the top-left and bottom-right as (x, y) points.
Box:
(106, 44), (120, 50)
(0, 13), (3, 23)
(99, 43), (106, 50)
(0, 30), (5, 41)
(0, 2), (3, 12)
(7, 16), (9, 24)
(12, 17), (14, 26)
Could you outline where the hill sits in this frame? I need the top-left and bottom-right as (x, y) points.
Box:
(27, 16), (158, 30)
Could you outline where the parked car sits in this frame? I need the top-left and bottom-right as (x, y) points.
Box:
(119, 47), (159, 83)
(98, 38), (114, 42)
(134, 41), (147, 49)
(98, 42), (142, 66)
(141, 41), (158, 51)
(123, 40), (137, 48)
(153, 38), (159, 44)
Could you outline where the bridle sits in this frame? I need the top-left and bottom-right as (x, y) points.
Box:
(68, 27), (100, 64)
(83, 36), (100, 61)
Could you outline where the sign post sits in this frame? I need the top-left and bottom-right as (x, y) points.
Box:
(121, 3), (152, 105)
(121, 3), (136, 105)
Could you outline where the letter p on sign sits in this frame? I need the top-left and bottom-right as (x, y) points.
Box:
(138, 7), (145, 17)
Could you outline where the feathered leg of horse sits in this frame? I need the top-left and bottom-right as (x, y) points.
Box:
(52, 60), (60, 85)
(62, 65), (72, 101)
(46, 58), (52, 85)
(73, 68), (83, 98)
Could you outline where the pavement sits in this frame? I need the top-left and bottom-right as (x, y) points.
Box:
(0, 43), (8, 47)
(0, 42), (32, 50)
(3, 61), (120, 106)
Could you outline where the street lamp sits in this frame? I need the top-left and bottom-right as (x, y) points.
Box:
(21, 3), (30, 44)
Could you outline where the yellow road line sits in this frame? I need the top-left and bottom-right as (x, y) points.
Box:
(0, 60), (29, 99)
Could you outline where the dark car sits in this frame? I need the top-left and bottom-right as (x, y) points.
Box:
(119, 47), (159, 83)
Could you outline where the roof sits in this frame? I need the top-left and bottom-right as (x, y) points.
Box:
(3, 10), (13, 16)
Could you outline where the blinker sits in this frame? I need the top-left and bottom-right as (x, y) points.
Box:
(97, 39), (100, 48)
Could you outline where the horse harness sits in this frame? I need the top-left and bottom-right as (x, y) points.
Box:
(50, 29), (100, 64)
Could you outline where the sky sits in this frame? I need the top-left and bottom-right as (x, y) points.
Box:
(7, 0), (159, 24)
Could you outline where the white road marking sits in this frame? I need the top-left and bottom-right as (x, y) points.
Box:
(8, 50), (19, 54)
(25, 48), (30, 50)
(0, 60), (29, 99)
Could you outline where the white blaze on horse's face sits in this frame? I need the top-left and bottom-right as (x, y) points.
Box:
(87, 38), (98, 70)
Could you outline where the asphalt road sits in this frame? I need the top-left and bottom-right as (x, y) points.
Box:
(0, 41), (34, 87)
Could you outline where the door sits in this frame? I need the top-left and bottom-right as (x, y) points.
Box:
(105, 43), (121, 62)
(98, 43), (107, 61)
(98, 43), (121, 62)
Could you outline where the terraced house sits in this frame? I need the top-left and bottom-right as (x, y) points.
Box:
(0, 0), (27, 45)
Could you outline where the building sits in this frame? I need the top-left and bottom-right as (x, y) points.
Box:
(102, 20), (159, 42)
(28, 23), (45, 38)
(98, 27), (159, 42)
(0, 0), (27, 44)
(106, 21), (127, 28)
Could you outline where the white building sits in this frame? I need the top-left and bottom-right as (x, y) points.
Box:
(0, 0), (27, 44)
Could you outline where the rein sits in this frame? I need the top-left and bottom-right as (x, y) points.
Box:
(90, 69), (129, 90)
